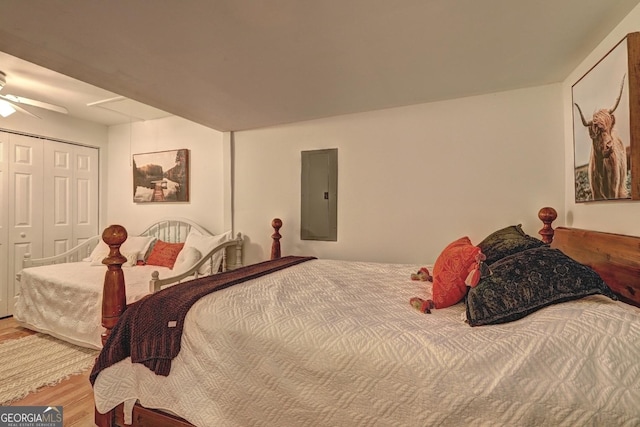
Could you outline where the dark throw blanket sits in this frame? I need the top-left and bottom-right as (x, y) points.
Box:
(90, 255), (315, 384)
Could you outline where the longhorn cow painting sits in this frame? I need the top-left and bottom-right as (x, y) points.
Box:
(572, 33), (639, 202)
(133, 149), (190, 203)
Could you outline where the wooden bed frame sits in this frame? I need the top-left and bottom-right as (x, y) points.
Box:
(94, 208), (640, 427)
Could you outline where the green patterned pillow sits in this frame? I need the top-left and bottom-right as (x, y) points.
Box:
(465, 246), (615, 326)
(477, 224), (545, 265)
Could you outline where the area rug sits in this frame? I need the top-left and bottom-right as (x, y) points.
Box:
(0, 333), (99, 405)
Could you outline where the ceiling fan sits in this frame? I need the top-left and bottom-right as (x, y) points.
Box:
(0, 70), (68, 118)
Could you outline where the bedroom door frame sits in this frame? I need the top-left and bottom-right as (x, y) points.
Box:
(0, 132), (8, 317)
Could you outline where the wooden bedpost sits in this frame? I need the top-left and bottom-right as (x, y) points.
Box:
(94, 406), (114, 427)
(271, 218), (282, 260)
(538, 207), (557, 244)
(100, 225), (128, 346)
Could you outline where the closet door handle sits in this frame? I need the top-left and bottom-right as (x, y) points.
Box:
(20, 232), (26, 238)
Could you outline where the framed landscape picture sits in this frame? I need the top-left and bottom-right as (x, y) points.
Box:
(572, 32), (640, 202)
(132, 149), (189, 203)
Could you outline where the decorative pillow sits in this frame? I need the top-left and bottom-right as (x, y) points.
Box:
(146, 241), (185, 269)
(172, 246), (203, 276)
(183, 229), (232, 275)
(465, 246), (616, 326)
(477, 224), (544, 266)
(86, 235), (156, 263)
(431, 236), (482, 309)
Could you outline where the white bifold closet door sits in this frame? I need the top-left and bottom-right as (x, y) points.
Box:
(43, 140), (99, 259)
(0, 131), (99, 318)
(3, 133), (42, 319)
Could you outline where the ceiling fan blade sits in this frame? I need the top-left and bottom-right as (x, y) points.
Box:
(0, 96), (41, 118)
(0, 93), (68, 114)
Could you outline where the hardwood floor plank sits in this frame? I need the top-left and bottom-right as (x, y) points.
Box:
(0, 317), (96, 427)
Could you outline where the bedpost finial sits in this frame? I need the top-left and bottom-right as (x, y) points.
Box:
(538, 207), (557, 244)
(102, 225), (128, 246)
(102, 225), (128, 267)
(271, 218), (282, 260)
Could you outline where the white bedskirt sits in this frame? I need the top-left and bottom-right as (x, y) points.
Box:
(93, 259), (640, 426)
(15, 262), (172, 349)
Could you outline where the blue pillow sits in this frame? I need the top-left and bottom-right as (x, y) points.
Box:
(466, 246), (615, 326)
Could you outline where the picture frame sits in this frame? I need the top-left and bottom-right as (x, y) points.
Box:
(571, 32), (640, 202)
(132, 149), (189, 203)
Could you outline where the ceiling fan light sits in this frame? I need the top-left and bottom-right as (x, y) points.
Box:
(0, 100), (16, 117)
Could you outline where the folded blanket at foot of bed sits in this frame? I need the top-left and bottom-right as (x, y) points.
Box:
(90, 255), (316, 383)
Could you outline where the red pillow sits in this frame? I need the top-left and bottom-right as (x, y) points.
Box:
(431, 237), (481, 309)
(146, 241), (185, 269)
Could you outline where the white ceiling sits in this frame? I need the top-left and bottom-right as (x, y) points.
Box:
(0, 0), (638, 131)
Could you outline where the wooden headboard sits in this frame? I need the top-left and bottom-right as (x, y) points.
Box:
(551, 227), (640, 307)
(536, 206), (640, 307)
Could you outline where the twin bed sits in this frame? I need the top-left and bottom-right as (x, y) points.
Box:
(14, 218), (243, 349)
(86, 208), (640, 427)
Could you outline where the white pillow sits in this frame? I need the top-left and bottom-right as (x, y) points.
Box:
(183, 229), (232, 275)
(172, 246), (203, 276)
(86, 242), (109, 263)
(90, 251), (138, 267)
(86, 235), (156, 264)
(137, 236), (157, 261)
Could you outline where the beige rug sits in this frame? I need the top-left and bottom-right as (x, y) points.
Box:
(0, 333), (99, 405)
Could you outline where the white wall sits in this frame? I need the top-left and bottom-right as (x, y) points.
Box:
(106, 116), (227, 236)
(562, 3), (640, 235)
(234, 84), (565, 265)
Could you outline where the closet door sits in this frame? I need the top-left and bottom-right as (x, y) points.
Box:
(0, 132), (8, 317)
(7, 134), (44, 317)
(71, 145), (99, 248)
(43, 142), (99, 258)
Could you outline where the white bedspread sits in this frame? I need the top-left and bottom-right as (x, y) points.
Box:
(14, 262), (172, 349)
(93, 259), (640, 426)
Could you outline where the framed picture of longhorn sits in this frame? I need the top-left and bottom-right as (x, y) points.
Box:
(132, 149), (190, 203)
(572, 32), (640, 202)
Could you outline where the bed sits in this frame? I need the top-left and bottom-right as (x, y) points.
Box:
(91, 208), (640, 426)
(14, 218), (243, 349)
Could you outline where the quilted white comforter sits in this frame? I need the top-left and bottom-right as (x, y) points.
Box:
(93, 259), (640, 426)
(14, 262), (172, 349)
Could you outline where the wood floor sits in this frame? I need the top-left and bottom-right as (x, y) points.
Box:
(0, 316), (96, 426)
